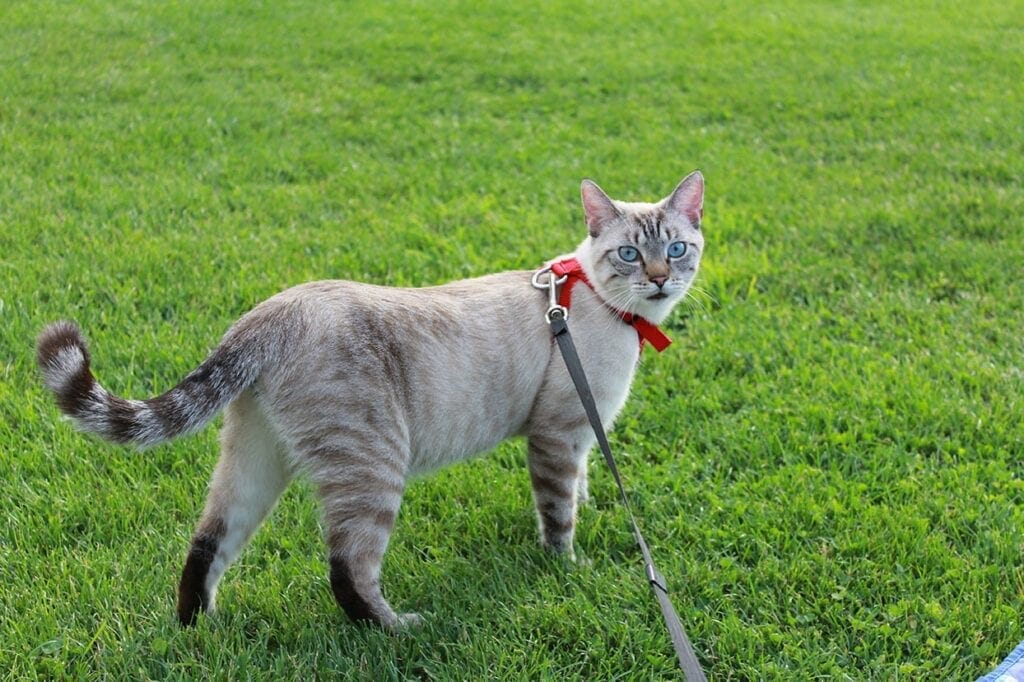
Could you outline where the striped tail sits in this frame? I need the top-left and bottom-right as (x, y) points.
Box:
(36, 320), (268, 448)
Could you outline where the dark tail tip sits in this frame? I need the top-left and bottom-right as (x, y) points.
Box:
(36, 320), (95, 415)
(37, 320), (87, 366)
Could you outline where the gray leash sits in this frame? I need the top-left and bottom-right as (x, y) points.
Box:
(536, 269), (707, 681)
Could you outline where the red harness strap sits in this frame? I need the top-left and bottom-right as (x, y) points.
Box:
(549, 257), (672, 352)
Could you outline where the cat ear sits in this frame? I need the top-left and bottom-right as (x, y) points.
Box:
(664, 170), (704, 226)
(580, 179), (620, 237)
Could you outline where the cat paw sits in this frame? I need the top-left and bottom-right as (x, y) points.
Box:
(573, 552), (593, 568)
(393, 612), (425, 630)
(542, 540), (577, 563)
(555, 548), (592, 569)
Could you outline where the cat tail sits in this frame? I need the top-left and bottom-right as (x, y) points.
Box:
(36, 314), (285, 448)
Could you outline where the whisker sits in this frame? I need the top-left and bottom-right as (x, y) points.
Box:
(680, 288), (708, 313)
(687, 284), (717, 307)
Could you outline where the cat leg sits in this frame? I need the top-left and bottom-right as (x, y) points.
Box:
(177, 391), (291, 626)
(576, 463), (590, 505)
(527, 433), (586, 558)
(305, 441), (416, 630)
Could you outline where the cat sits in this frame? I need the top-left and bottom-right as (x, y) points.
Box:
(36, 172), (705, 630)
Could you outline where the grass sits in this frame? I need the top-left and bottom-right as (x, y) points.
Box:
(2, 0), (1023, 678)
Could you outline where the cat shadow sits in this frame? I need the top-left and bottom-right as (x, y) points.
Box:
(396, 505), (563, 621)
(179, 480), (608, 661)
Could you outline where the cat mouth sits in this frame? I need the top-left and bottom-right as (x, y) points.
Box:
(647, 292), (669, 300)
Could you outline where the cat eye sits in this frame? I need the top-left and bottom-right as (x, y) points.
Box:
(667, 241), (687, 259)
(618, 245), (640, 262)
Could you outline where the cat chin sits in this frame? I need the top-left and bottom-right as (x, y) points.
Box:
(632, 301), (673, 324)
(593, 283), (676, 323)
(631, 290), (688, 323)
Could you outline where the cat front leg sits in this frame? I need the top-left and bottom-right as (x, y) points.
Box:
(526, 433), (586, 558)
(576, 463), (590, 505)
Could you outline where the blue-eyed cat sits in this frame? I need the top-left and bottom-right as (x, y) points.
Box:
(36, 172), (704, 629)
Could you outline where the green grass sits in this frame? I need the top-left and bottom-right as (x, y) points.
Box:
(2, 0), (1023, 678)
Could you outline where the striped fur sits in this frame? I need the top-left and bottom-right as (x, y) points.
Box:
(36, 173), (705, 630)
(36, 305), (299, 448)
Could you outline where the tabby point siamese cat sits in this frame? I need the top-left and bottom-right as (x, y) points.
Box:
(37, 171), (705, 630)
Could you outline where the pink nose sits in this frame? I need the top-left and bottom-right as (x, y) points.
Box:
(649, 275), (668, 288)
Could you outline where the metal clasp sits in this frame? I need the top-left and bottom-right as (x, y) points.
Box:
(531, 267), (568, 323)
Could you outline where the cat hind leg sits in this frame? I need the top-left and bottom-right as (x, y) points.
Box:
(177, 391), (291, 626)
(304, 438), (418, 630)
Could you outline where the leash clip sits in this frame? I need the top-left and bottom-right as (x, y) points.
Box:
(646, 562), (668, 592)
(531, 267), (568, 323)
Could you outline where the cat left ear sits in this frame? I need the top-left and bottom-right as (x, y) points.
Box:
(581, 179), (620, 237)
(664, 170), (704, 226)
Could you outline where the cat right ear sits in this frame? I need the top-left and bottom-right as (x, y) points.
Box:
(581, 179), (619, 237)
(665, 170), (705, 226)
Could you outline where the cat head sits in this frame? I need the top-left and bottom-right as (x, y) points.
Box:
(576, 172), (704, 324)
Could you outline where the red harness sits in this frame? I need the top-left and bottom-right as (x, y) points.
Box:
(549, 257), (672, 352)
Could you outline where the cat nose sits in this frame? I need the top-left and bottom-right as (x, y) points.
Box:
(649, 275), (668, 288)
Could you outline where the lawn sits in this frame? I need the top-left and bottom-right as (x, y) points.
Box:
(2, 0), (1023, 678)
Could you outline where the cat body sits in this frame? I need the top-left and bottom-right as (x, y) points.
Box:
(36, 173), (704, 629)
(256, 273), (641, 475)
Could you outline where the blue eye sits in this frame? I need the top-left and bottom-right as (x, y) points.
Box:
(618, 245), (640, 262)
(667, 241), (687, 258)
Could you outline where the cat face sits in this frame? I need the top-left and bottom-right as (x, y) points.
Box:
(579, 172), (704, 323)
